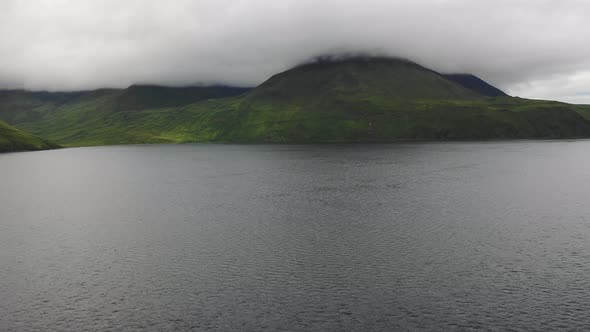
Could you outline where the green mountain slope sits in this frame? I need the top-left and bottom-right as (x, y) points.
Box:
(0, 120), (60, 152)
(442, 74), (508, 97)
(1, 56), (590, 146)
(163, 95), (590, 143)
(113, 85), (251, 112)
(0, 85), (249, 123)
(248, 57), (481, 102)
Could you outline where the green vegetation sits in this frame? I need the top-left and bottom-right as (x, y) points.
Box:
(1, 56), (590, 147)
(0, 120), (60, 152)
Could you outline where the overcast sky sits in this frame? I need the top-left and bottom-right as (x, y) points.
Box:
(1, 0), (589, 103)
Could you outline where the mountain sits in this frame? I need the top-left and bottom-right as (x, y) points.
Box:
(113, 85), (251, 112)
(442, 74), (507, 97)
(0, 120), (60, 152)
(247, 57), (481, 102)
(0, 85), (250, 123)
(1, 56), (590, 145)
(0, 85), (250, 146)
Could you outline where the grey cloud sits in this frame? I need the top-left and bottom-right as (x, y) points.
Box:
(1, 0), (589, 103)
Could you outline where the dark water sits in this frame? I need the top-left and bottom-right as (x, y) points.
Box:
(1, 142), (590, 331)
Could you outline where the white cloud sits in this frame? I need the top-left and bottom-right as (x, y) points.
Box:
(508, 71), (590, 105)
(0, 0), (589, 103)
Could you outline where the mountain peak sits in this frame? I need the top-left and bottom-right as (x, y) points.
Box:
(249, 55), (483, 102)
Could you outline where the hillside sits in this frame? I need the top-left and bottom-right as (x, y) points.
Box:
(247, 57), (482, 102)
(0, 85), (249, 123)
(0, 120), (60, 152)
(1, 56), (590, 145)
(442, 74), (508, 97)
(113, 85), (251, 112)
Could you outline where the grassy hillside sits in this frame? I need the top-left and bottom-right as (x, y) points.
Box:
(1, 56), (590, 146)
(140, 96), (590, 143)
(0, 120), (60, 152)
(0, 85), (249, 123)
(113, 85), (251, 112)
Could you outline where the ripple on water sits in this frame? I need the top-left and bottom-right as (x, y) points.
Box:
(1, 142), (590, 331)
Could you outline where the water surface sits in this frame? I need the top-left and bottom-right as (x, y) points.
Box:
(1, 142), (590, 331)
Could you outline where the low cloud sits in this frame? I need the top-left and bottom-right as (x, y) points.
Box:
(1, 0), (589, 103)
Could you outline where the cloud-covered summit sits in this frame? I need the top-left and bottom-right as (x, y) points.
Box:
(1, 0), (589, 103)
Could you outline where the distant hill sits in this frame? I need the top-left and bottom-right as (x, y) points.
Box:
(442, 74), (507, 97)
(0, 120), (59, 152)
(113, 85), (251, 112)
(0, 85), (250, 123)
(1, 55), (590, 146)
